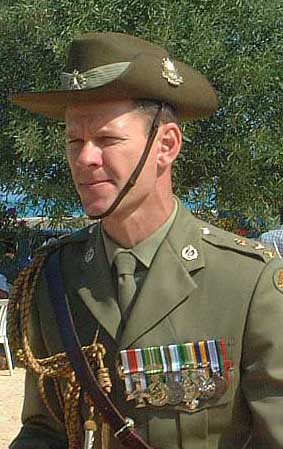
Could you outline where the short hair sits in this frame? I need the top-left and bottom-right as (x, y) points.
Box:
(134, 99), (180, 131)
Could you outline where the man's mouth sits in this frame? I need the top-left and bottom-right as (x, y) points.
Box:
(79, 179), (113, 188)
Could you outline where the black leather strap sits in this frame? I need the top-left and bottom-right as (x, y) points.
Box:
(45, 251), (154, 449)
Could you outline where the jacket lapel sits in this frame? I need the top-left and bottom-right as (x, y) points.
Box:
(77, 225), (121, 339)
(120, 203), (205, 348)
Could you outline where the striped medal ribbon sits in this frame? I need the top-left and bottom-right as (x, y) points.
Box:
(119, 339), (232, 408)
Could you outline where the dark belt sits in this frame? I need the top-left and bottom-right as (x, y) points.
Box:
(45, 251), (154, 449)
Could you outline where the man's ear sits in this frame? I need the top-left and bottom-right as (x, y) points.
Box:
(157, 123), (182, 168)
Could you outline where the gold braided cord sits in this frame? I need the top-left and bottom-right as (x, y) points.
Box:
(21, 254), (46, 374)
(64, 373), (82, 449)
(7, 263), (36, 359)
(53, 378), (65, 415)
(7, 250), (112, 449)
(38, 372), (65, 427)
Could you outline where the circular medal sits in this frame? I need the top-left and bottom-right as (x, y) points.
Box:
(183, 377), (198, 403)
(147, 381), (169, 407)
(198, 376), (216, 400)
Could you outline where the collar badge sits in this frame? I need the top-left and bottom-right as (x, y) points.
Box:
(162, 58), (183, 87)
(182, 245), (198, 261)
(85, 247), (95, 263)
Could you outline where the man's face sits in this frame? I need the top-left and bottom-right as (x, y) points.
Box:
(65, 100), (161, 218)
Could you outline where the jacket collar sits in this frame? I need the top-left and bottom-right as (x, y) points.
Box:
(78, 200), (205, 346)
(78, 225), (121, 339)
(120, 201), (205, 347)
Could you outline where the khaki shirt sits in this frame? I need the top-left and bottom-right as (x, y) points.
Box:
(102, 199), (177, 294)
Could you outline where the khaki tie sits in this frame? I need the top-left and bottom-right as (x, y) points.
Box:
(114, 251), (137, 316)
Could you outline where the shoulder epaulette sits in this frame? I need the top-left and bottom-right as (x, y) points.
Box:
(8, 223), (97, 356)
(196, 220), (277, 264)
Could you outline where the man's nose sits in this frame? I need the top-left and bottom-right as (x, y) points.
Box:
(76, 141), (103, 167)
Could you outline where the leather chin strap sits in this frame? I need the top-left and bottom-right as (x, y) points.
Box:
(90, 103), (163, 220)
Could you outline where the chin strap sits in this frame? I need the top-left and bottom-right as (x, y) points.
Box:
(91, 103), (163, 220)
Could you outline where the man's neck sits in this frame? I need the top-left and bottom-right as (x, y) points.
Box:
(102, 195), (176, 248)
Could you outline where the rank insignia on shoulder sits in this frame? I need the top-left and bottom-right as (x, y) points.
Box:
(118, 339), (233, 411)
(234, 238), (247, 246)
(234, 238), (277, 260)
(252, 242), (265, 250)
(263, 249), (277, 259)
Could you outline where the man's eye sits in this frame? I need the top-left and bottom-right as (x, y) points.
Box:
(66, 139), (83, 150)
(100, 136), (121, 146)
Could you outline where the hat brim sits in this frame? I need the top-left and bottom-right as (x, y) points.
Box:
(10, 55), (218, 121)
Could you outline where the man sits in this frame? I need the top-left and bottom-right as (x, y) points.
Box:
(259, 208), (283, 257)
(8, 32), (283, 449)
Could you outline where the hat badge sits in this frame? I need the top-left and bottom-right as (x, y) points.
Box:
(161, 58), (183, 87)
(69, 69), (87, 90)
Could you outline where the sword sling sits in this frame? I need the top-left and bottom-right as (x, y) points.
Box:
(45, 251), (154, 449)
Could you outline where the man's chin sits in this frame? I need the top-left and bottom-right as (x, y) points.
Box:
(83, 201), (111, 219)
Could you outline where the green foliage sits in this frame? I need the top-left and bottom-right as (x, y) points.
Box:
(0, 0), (283, 229)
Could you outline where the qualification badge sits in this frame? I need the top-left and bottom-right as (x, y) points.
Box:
(119, 339), (232, 411)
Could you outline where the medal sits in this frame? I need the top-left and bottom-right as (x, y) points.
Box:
(119, 339), (233, 410)
(197, 376), (216, 400)
(147, 377), (169, 406)
(182, 375), (198, 403)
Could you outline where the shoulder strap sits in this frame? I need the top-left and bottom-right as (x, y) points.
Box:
(45, 251), (153, 449)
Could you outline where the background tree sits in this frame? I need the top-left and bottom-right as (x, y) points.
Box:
(0, 0), (283, 232)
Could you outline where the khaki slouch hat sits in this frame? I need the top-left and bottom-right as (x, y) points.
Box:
(11, 32), (218, 121)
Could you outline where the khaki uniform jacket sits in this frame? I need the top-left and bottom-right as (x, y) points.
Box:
(10, 202), (283, 449)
